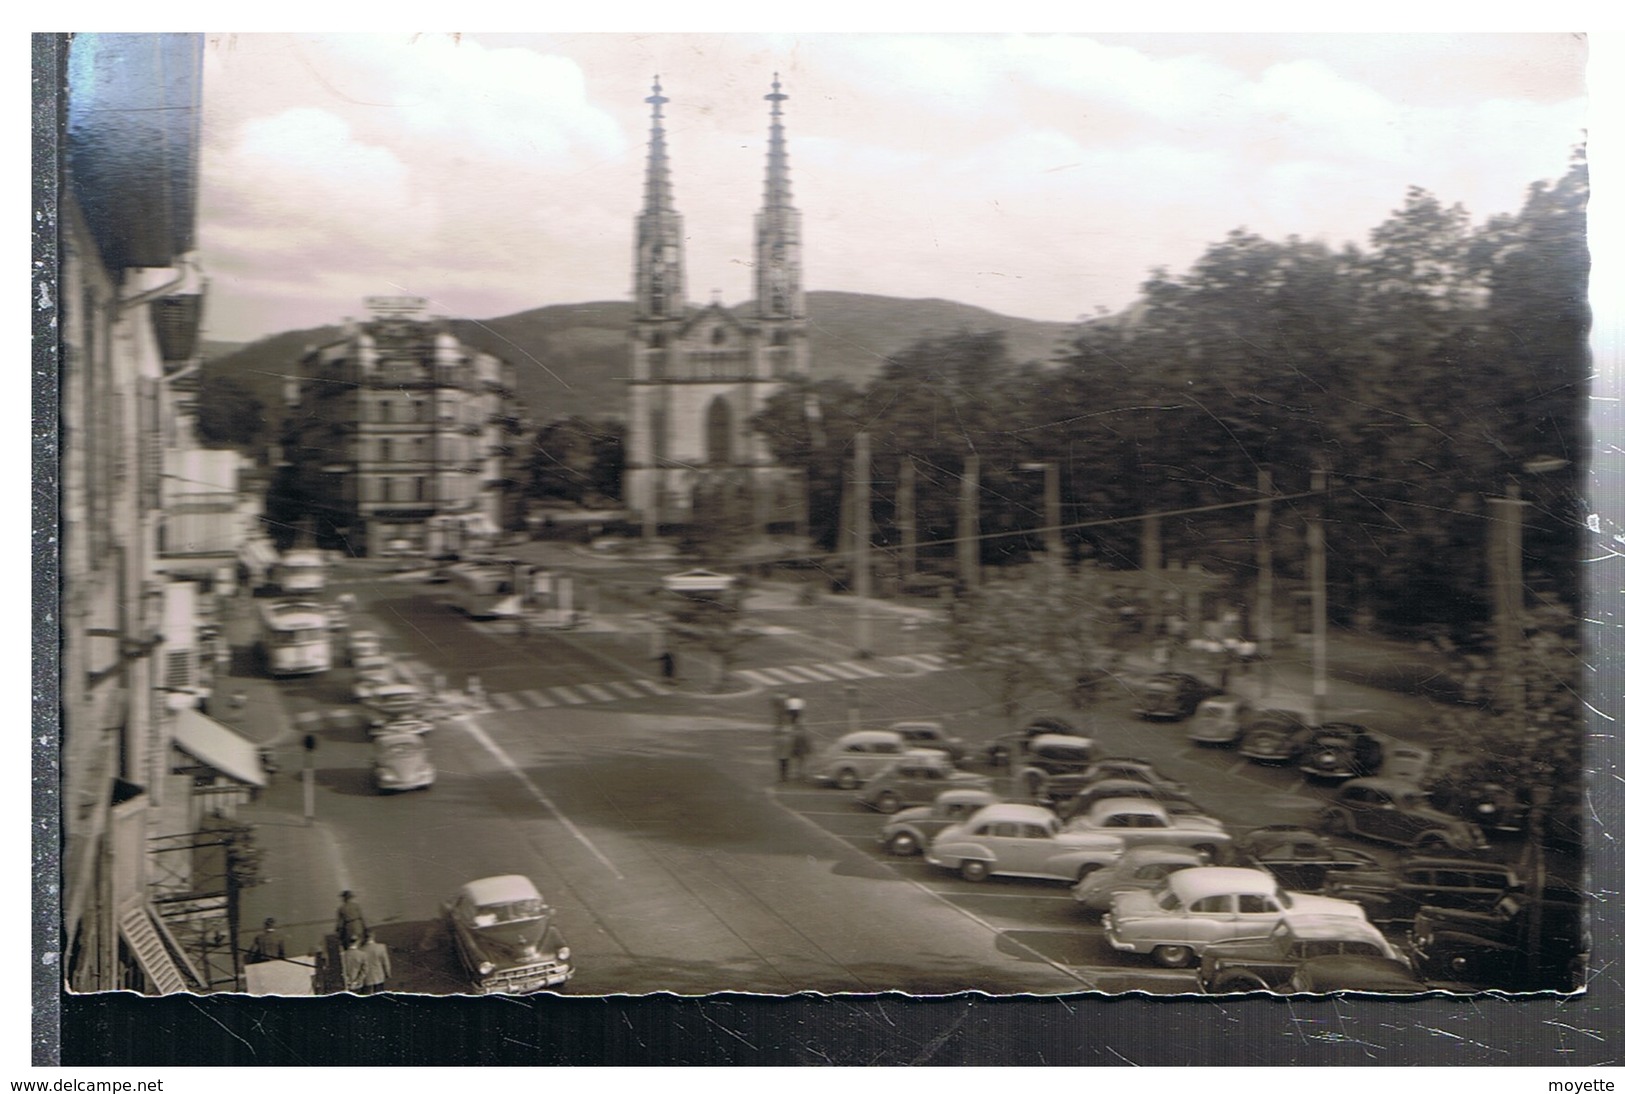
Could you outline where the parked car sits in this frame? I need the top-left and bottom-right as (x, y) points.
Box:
(1408, 882), (1588, 992)
(1323, 857), (1521, 926)
(1318, 777), (1489, 853)
(445, 875), (573, 993)
(1072, 758), (1188, 796)
(878, 789), (1002, 856)
(1103, 866), (1370, 968)
(1287, 954), (1430, 993)
(1187, 696), (1255, 746)
(1014, 733), (1099, 803)
(1231, 826), (1382, 893)
(925, 803), (1124, 884)
(1197, 913), (1402, 993)
(1133, 673), (1222, 721)
(809, 730), (909, 789)
(363, 682), (425, 729)
(372, 731), (435, 793)
(886, 721), (968, 763)
(1056, 779), (1215, 823)
(982, 717), (1085, 768)
(1237, 710), (1314, 764)
(1071, 845), (1207, 912)
(1427, 776), (1530, 837)
(857, 750), (991, 814)
(347, 629), (383, 665)
(1298, 722), (1385, 781)
(1063, 798), (1230, 860)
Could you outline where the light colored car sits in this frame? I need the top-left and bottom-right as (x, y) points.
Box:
(879, 789), (1002, 856)
(372, 731), (435, 793)
(347, 629), (383, 665)
(1197, 913), (1402, 993)
(446, 875), (573, 993)
(1103, 866), (1369, 968)
(351, 654), (396, 701)
(1071, 845), (1207, 912)
(1063, 798), (1231, 859)
(363, 682), (424, 729)
(926, 802), (1124, 884)
(1187, 696), (1255, 746)
(810, 730), (909, 789)
(857, 750), (991, 814)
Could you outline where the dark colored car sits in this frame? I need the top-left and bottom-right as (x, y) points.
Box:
(1198, 914), (1402, 994)
(1074, 758), (1188, 796)
(981, 716), (1083, 767)
(1297, 722), (1385, 781)
(446, 875), (573, 993)
(1409, 883), (1588, 992)
(1237, 710), (1314, 764)
(1057, 779), (1213, 823)
(1427, 779), (1530, 837)
(1015, 734), (1100, 803)
(886, 721), (969, 763)
(1318, 778), (1489, 853)
(1323, 857), (1522, 926)
(1231, 826), (1383, 893)
(1288, 954), (1430, 993)
(856, 750), (992, 814)
(1133, 673), (1222, 721)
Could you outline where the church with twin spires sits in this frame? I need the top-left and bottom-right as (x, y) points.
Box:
(623, 75), (809, 539)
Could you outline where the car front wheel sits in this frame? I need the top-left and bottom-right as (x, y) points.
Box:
(961, 860), (991, 882)
(1212, 970), (1270, 993)
(1151, 945), (1195, 968)
(887, 831), (919, 856)
(874, 791), (902, 814)
(834, 768), (860, 790)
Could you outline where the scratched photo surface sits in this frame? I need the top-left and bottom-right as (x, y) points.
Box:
(60, 31), (1598, 1014)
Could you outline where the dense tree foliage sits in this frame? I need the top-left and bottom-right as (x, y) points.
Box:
(193, 371), (266, 449)
(525, 416), (625, 506)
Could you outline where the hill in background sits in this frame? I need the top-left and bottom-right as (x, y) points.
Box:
(202, 291), (1078, 447)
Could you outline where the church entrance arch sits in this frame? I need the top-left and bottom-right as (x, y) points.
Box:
(705, 396), (733, 466)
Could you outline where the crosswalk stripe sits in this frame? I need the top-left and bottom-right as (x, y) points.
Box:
(607, 681), (645, 698)
(887, 654), (937, 673)
(634, 679), (669, 696)
(834, 660), (886, 678)
(577, 683), (617, 702)
(491, 692), (525, 711)
(816, 662), (864, 680)
(913, 653), (947, 668)
(294, 710), (323, 725)
(737, 669), (779, 686)
(549, 685), (587, 705)
(758, 667), (810, 685)
(521, 689), (555, 708)
(785, 665), (836, 682)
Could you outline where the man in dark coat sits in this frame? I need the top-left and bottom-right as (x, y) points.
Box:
(335, 890), (367, 949)
(247, 917), (286, 964)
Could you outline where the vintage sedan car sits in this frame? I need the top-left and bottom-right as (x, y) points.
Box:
(1072, 758), (1188, 796)
(886, 721), (968, 763)
(363, 682), (425, 729)
(351, 654), (397, 701)
(1014, 734), (1100, 803)
(1319, 777), (1489, 853)
(1133, 673), (1222, 721)
(1408, 882), (1587, 992)
(1288, 954), (1430, 993)
(1323, 857), (1521, 926)
(1427, 776), (1530, 837)
(1103, 866), (1369, 968)
(879, 788), (1002, 856)
(1063, 798), (1231, 860)
(1071, 845), (1207, 912)
(1237, 710), (1314, 765)
(809, 730), (909, 789)
(1298, 722), (1385, 781)
(1187, 696), (1255, 746)
(981, 716), (1084, 767)
(857, 750), (992, 814)
(1231, 826), (1382, 893)
(1197, 913), (1402, 993)
(347, 629), (383, 665)
(372, 731), (435, 793)
(445, 874), (573, 993)
(1056, 779), (1214, 823)
(926, 803), (1124, 884)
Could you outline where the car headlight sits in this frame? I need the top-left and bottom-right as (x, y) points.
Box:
(478, 960), (495, 975)
(1477, 803), (1496, 814)
(556, 946), (571, 962)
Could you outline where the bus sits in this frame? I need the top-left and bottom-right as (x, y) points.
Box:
(258, 599), (333, 677)
(446, 559), (529, 620)
(275, 549), (327, 595)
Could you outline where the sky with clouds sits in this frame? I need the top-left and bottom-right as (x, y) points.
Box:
(195, 32), (1589, 343)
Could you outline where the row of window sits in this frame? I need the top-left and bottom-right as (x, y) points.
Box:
(365, 396), (499, 426)
(360, 437), (492, 463)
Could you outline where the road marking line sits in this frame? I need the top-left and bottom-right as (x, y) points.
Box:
(606, 681), (645, 698)
(834, 660), (886, 678)
(490, 692), (525, 711)
(736, 669), (779, 687)
(913, 653), (947, 669)
(758, 667), (810, 685)
(815, 662), (864, 680)
(634, 679), (669, 696)
(884, 655), (934, 673)
(549, 685), (587, 705)
(455, 715), (623, 880)
(577, 682), (618, 702)
(786, 665), (836, 682)
(521, 688), (555, 708)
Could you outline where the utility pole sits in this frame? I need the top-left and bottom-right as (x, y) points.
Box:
(1255, 467), (1274, 660)
(897, 455), (916, 585)
(1021, 461), (1062, 578)
(854, 431), (872, 657)
(1308, 466), (1328, 727)
(957, 453), (980, 592)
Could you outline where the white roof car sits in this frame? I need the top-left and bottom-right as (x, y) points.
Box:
(809, 730), (908, 789)
(926, 802), (1124, 883)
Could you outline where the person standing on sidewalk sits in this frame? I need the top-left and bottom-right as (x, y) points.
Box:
(358, 929), (391, 995)
(335, 890), (367, 949)
(784, 691), (805, 726)
(790, 722), (811, 781)
(773, 725), (794, 783)
(247, 917), (286, 964)
(771, 691), (788, 729)
(341, 938), (366, 993)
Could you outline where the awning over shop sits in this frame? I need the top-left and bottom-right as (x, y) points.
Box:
(118, 905), (193, 994)
(173, 708), (266, 788)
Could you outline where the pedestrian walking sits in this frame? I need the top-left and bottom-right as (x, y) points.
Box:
(335, 889), (367, 949)
(784, 691), (805, 726)
(773, 726), (794, 783)
(658, 650), (677, 681)
(358, 929), (391, 995)
(790, 723), (811, 781)
(341, 938), (366, 993)
(246, 917), (286, 964)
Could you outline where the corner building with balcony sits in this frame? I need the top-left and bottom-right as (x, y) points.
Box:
(280, 300), (524, 557)
(624, 76), (809, 538)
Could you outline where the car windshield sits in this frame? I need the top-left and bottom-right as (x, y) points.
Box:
(1155, 885), (1182, 912)
(474, 898), (545, 926)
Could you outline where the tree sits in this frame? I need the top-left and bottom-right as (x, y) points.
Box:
(660, 586), (758, 693)
(527, 417), (624, 505)
(194, 371), (266, 449)
(945, 564), (1119, 724)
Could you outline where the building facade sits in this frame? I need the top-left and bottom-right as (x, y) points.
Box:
(279, 299), (525, 557)
(623, 76), (809, 537)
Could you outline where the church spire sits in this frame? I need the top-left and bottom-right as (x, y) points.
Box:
(755, 73), (803, 320)
(635, 75), (685, 320)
